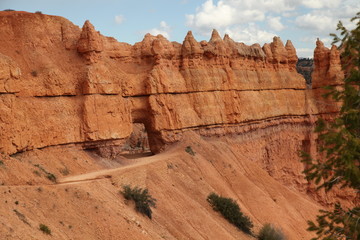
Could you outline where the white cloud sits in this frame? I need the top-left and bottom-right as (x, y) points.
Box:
(300, 0), (341, 9)
(114, 15), (124, 24)
(160, 21), (169, 29)
(295, 14), (335, 33)
(296, 48), (314, 58)
(185, 0), (295, 38)
(186, 0), (243, 32)
(147, 21), (171, 39)
(186, 0), (265, 34)
(282, 11), (298, 18)
(224, 24), (275, 45)
(226, 0), (296, 13)
(267, 16), (285, 31)
(337, 1), (360, 18)
(295, 0), (360, 34)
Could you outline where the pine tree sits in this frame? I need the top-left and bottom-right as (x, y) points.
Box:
(302, 12), (360, 240)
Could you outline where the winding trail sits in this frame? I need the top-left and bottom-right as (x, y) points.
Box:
(57, 150), (177, 186)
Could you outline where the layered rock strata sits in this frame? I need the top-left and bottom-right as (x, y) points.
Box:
(0, 12), (342, 155)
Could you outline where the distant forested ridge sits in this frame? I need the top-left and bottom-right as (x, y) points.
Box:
(296, 58), (313, 87)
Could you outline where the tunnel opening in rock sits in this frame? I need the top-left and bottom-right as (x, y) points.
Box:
(120, 122), (153, 159)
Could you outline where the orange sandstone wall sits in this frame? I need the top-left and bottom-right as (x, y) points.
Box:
(0, 11), (342, 155)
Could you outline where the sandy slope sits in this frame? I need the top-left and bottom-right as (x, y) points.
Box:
(0, 131), (319, 239)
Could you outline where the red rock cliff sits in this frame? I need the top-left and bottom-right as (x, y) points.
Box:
(0, 12), (354, 240)
(0, 12), (342, 156)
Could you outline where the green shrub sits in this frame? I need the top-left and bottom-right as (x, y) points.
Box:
(121, 185), (156, 219)
(46, 172), (57, 182)
(207, 192), (253, 234)
(258, 223), (286, 240)
(39, 223), (51, 235)
(33, 164), (57, 183)
(185, 146), (195, 156)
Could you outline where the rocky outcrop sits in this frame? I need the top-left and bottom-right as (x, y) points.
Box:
(77, 20), (103, 63)
(312, 39), (343, 88)
(0, 12), (342, 156)
(269, 36), (288, 64)
(285, 40), (298, 65)
(182, 31), (203, 57)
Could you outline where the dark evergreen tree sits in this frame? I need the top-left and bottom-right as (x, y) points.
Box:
(302, 12), (360, 240)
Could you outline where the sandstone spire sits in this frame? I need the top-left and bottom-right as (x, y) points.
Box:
(223, 34), (237, 56)
(285, 40), (298, 65)
(270, 36), (287, 64)
(77, 20), (103, 63)
(181, 31), (203, 57)
(328, 45), (343, 83)
(77, 20), (103, 53)
(209, 29), (222, 43)
(152, 34), (175, 57)
(223, 33), (232, 42)
(207, 29), (228, 56)
(312, 39), (343, 88)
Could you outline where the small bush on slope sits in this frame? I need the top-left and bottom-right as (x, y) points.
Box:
(121, 185), (156, 219)
(185, 146), (195, 156)
(39, 224), (51, 235)
(258, 223), (286, 240)
(207, 192), (253, 234)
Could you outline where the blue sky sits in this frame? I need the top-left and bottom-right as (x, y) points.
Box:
(1, 0), (359, 57)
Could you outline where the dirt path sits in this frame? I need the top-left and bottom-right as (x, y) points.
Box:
(57, 150), (177, 185)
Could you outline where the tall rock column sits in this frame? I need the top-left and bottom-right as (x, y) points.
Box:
(312, 39), (343, 88)
(77, 20), (103, 64)
(306, 39), (343, 120)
